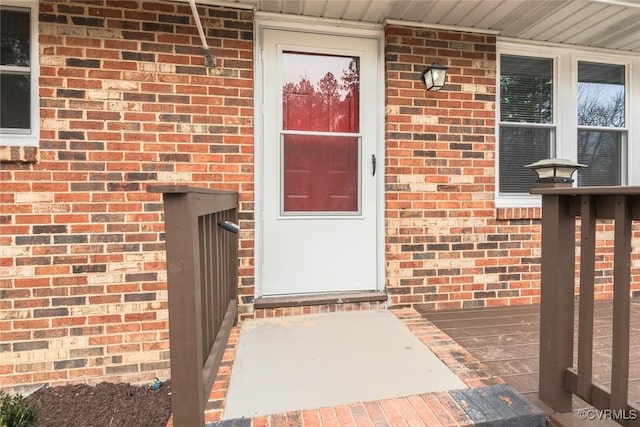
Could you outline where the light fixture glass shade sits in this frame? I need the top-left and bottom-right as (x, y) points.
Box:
(534, 167), (555, 179)
(555, 166), (579, 179)
(422, 63), (448, 91)
(525, 158), (587, 186)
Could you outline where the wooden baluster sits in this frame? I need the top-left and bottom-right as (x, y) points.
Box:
(577, 195), (596, 401)
(611, 195), (631, 412)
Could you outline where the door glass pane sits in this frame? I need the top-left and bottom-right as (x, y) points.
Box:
(283, 135), (359, 213)
(499, 126), (551, 193)
(1, 9), (30, 67)
(578, 62), (624, 128)
(281, 51), (361, 214)
(282, 51), (359, 133)
(578, 130), (622, 186)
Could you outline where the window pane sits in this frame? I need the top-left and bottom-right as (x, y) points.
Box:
(282, 52), (359, 133)
(499, 126), (551, 193)
(578, 62), (624, 127)
(0, 73), (30, 129)
(500, 55), (553, 124)
(283, 134), (359, 213)
(578, 130), (621, 186)
(1, 8), (30, 67)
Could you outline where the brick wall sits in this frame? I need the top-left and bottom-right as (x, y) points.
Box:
(0, 0), (254, 392)
(383, 25), (640, 310)
(2, 3), (639, 394)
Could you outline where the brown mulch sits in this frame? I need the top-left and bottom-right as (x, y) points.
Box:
(25, 380), (172, 427)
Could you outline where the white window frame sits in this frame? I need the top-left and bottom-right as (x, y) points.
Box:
(0, 0), (39, 147)
(496, 40), (637, 208)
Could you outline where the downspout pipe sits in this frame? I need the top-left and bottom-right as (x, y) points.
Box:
(188, 0), (216, 67)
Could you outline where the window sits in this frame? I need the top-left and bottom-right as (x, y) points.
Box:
(577, 62), (626, 186)
(0, 2), (38, 147)
(499, 55), (554, 193)
(497, 43), (632, 205)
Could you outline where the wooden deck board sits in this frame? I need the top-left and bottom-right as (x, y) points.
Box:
(420, 298), (640, 422)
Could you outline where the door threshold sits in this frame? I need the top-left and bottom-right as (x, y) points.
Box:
(254, 291), (387, 309)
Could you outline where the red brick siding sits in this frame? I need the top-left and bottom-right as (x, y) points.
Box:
(0, 0), (254, 392)
(383, 25), (640, 310)
(2, 6), (640, 394)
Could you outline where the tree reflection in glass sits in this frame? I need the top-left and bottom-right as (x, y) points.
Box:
(577, 62), (625, 186)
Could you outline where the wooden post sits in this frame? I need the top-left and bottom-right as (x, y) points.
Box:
(538, 193), (575, 412)
(164, 192), (206, 427)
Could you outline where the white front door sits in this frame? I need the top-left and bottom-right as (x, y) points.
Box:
(259, 28), (381, 296)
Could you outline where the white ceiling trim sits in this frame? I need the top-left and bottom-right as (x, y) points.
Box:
(383, 18), (500, 35)
(498, 37), (640, 58)
(255, 11), (383, 34)
(593, 0), (640, 8)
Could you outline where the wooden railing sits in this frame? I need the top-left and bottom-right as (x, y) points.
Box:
(533, 186), (640, 425)
(149, 185), (239, 427)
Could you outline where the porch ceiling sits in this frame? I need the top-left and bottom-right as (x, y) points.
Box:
(221, 0), (640, 54)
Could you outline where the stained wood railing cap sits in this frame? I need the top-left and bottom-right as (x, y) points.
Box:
(531, 185), (640, 196)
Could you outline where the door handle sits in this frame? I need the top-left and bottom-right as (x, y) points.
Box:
(371, 154), (376, 176)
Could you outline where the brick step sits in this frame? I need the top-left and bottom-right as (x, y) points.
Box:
(207, 384), (546, 426)
(449, 384), (546, 427)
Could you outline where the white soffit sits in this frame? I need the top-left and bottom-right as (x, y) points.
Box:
(196, 0), (640, 54)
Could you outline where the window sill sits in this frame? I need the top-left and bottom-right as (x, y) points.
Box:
(0, 146), (39, 163)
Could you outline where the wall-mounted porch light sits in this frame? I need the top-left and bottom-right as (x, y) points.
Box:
(525, 158), (587, 188)
(421, 63), (448, 91)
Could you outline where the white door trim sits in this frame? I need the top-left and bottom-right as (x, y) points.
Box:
(253, 16), (386, 298)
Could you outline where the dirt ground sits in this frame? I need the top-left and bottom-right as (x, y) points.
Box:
(25, 380), (172, 427)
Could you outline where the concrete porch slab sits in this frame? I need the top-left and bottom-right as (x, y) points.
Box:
(163, 307), (543, 426)
(223, 310), (467, 419)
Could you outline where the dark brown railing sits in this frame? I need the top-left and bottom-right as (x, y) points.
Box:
(149, 185), (239, 427)
(533, 186), (640, 426)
